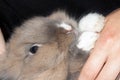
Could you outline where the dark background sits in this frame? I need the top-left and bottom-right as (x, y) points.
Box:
(0, 0), (120, 41)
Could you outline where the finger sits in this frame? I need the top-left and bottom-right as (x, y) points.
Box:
(0, 29), (6, 55)
(78, 50), (107, 80)
(106, 8), (120, 21)
(78, 34), (109, 80)
(96, 55), (120, 80)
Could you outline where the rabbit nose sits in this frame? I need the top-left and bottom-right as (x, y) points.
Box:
(56, 22), (73, 34)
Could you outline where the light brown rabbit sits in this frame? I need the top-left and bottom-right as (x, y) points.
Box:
(0, 11), (105, 80)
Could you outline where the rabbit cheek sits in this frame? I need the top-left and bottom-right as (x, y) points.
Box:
(19, 42), (68, 79)
(24, 42), (61, 68)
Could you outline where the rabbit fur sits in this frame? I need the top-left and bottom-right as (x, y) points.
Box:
(0, 11), (105, 80)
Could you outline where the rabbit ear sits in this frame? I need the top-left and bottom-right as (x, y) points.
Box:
(0, 51), (6, 61)
(0, 30), (6, 61)
(56, 22), (72, 31)
(56, 22), (73, 35)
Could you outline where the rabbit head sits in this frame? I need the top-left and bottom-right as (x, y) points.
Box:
(0, 11), (78, 80)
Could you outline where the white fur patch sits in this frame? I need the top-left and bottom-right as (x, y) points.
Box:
(57, 22), (72, 31)
(77, 13), (105, 52)
(77, 32), (99, 51)
(78, 13), (105, 32)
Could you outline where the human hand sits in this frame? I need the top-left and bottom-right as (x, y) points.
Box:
(78, 8), (120, 80)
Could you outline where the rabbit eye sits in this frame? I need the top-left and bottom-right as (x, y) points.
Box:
(29, 44), (42, 55)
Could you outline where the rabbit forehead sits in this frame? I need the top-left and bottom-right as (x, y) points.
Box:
(12, 17), (58, 44)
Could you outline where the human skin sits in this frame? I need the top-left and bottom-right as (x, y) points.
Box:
(79, 8), (120, 80)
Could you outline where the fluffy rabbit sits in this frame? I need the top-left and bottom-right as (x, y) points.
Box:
(0, 11), (105, 80)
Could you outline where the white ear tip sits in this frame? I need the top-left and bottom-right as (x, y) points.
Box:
(57, 22), (72, 31)
(78, 13), (105, 32)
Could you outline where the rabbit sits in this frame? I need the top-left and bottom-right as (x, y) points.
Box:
(0, 11), (105, 80)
